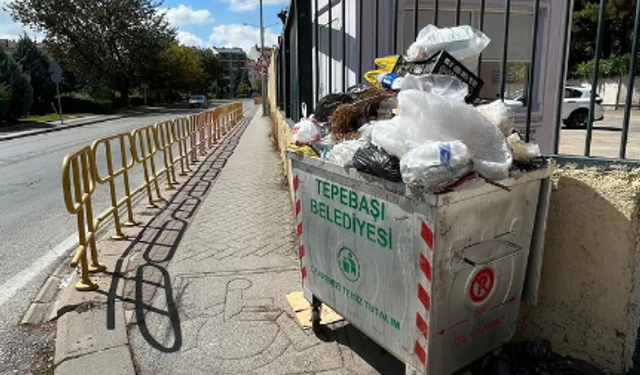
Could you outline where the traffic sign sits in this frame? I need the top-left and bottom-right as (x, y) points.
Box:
(257, 54), (270, 68)
(49, 60), (63, 84)
(468, 267), (495, 304)
(258, 66), (268, 78)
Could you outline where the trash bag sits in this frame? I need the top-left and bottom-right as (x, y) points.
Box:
(507, 133), (541, 163)
(287, 143), (319, 157)
(477, 100), (515, 136)
(358, 122), (375, 141)
(364, 55), (401, 87)
(392, 89), (512, 181)
(371, 117), (410, 159)
(400, 74), (469, 102)
(352, 143), (402, 182)
(292, 119), (322, 144)
(407, 25), (490, 71)
(326, 140), (367, 167)
(400, 140), (474, 191)
(490, 340), (605, 375)
(314, 93), (354, 122)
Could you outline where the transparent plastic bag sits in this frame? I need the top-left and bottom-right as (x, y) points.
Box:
(507, 133), (541, 162)
(400, 74), (468, 102)
(370, 118), (411, 159)
(358, 123), (375, 142)
(400, 140), (473, 190)
(326, 140), (367, 167)
(477, 100), (515, 136)
(407, 25), (490, 71)
(393, 89), (512, 180)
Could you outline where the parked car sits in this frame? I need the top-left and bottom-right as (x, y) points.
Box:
(502, 86), (604, 128)
(189, 95), (207, 109)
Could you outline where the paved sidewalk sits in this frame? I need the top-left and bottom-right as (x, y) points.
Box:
(127, 112), (403, 374)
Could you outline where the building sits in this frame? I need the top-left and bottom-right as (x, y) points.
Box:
(0, 39), (47, 54)
(212, 47), (248, 97)
(247, 60), (260, 89)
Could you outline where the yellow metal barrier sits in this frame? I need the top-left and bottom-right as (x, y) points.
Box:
(61, 102), (245, 290)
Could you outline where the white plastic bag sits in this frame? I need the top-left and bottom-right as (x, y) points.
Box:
(407, 25), (491, 71)
(400, 74), (468, 102)
(507, 134), (541, 162)
(401, 141), (473, 190)
(477, 100), (515, 136)
(358, 122), (375, 142)
(388, 89), (512, 181)
(326, 140), (367, 167)
(371, 117), (411, 158)
(292, 119), (322, 144)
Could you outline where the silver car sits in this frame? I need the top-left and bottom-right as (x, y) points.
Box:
(189, 95), (207, 109)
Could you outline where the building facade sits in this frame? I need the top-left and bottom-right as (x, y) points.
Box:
(212, 47), (248, 97)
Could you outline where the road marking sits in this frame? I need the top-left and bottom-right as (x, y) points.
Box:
(0, 233), (77, 307)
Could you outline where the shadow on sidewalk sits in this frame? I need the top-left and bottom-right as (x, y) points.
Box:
(95, 114), (252, 353)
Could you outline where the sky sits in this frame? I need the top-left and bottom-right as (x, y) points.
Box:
(0, 0), (288, 52)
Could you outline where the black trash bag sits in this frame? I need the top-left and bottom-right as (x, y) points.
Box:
(352, 143), (402, 182)
(490, 340), (605, 375)
(314, 93), (353, 122)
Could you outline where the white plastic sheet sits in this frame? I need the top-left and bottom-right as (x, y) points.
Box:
(407, 25), (491, 71)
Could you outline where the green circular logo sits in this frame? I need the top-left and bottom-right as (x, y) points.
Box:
(338, 247), (360, 282)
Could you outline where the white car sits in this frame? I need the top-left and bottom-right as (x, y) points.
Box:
(502, 87), (604, 128)
(188, 95), (207, 109)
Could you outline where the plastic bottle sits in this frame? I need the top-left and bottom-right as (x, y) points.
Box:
(376, 73), (404, 90)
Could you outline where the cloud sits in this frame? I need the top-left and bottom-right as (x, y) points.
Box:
(0, 1), (43, 41)
(217, 0), (289, 12)
(209, 24), (278, 52)
(177, 31), (205, 47)
(162, 4), (213, 26)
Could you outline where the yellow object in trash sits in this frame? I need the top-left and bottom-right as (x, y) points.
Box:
(287, 143), (318, 157)
(364, 55), (400, 88)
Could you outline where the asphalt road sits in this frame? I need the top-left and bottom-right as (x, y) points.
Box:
(0, 106), (228, 373)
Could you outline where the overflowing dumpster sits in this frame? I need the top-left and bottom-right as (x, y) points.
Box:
(289, 152), (553, 375)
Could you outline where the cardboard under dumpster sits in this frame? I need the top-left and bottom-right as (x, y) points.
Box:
(288, 152), (553, 375)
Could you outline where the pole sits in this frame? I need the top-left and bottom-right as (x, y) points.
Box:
(56, 83), (63, 125)
(260, 0), (267, 116)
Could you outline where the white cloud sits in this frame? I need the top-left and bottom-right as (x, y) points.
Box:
(209, 24), (278, 52)
(218, 0), (289, 12)
(177, 31), (205, 47)
(162, 4), (213, 26)
(0, 2), (43, 41)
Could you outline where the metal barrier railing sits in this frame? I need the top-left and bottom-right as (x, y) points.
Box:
(61, 102), (244, 291)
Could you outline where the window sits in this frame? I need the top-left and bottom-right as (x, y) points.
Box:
(564, 89), (582, 99)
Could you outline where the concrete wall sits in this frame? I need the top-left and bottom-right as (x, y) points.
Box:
(517, 168), (640, 373)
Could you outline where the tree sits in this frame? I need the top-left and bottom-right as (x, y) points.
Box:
(196, 49), (221, 94)
(8, 0), (175, 105)
(0, 84), (11, 122)
(0, 48), (33, 120)
(12, 35), (55, 114)
(158, 44), (205, 94)
(253, 79), (262, 93)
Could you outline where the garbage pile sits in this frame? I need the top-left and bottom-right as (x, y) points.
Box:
(288, 24), (543, 193)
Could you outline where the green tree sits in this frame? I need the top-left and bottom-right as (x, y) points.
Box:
(0, 48), (33, 120)
(158, 44), (205, 94)
(8, 0), (175, 105)
(236, 83), (250, 98)
(196, 48), (221, 94)
(253, 79), (262, 93)
(12, 34), (55, 114)
(0, 84), (11, 122)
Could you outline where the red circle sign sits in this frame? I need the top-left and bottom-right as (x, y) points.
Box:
(469, 268), (495, 304)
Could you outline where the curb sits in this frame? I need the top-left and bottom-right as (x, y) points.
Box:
(0, 110), (150, 142)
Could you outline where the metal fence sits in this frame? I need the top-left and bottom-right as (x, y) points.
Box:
(61, 102), (243, 291)
(274, 0), (640, 163)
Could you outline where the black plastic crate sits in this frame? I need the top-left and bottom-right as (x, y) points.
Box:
(392, 50), (484, 104)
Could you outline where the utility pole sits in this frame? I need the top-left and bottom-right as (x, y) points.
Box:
(260, 0), (267, 116)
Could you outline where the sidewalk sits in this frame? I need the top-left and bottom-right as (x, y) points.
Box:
(53, 111), (401, 375)
(127, 112), (400, 375)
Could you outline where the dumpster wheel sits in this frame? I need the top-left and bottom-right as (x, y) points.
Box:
(311, 296), (322, 333)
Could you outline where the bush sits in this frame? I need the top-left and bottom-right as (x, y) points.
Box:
(60, 93), (114, 114)
(130, 96), (154, 107)
(0, 84), (10, 122)
(0, 48), (33, 119)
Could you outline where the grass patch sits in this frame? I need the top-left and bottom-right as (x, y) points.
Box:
(20, 113), (90, 122)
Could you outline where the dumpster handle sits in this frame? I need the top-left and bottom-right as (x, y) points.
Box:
(456, 241), (522, 268)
